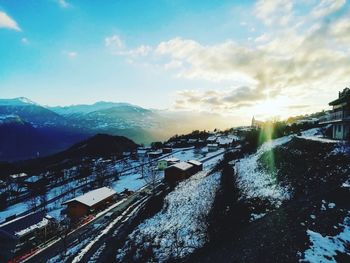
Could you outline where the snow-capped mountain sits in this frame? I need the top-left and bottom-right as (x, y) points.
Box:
(49, 101), (136, 115)
(0, 97), (66, 128)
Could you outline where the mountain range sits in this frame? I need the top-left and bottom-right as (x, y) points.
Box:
(0, 97), (231, 161)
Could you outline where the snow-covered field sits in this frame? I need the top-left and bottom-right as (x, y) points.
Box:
(116, 171), (221, 262)
(235, 136), (292, 206)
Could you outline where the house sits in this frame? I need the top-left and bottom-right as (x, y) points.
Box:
(148, 150), (162, 159)
(62, 187), (116, 220)
(157, 157), (180, 170)
(0, 212), (55, 262)
(217, 136), (234, 147)
(207, 143), (219, 152)
(188, 138), (197, 144)
(10, 173), (28, 181)
(320, 88), (350, 140)
(137, 148), (148, 157)
(162, 148), (172, 154)
(164, 162), (194, 185)
(206, 136), (217, 143)
(187, 160), (203, 174)
(157, 160), (168, 170)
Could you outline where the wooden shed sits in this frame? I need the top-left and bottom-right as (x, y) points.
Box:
(62, 187), (116, 220)
(164, 162), (194, 185)
(187, 160), (203, 174)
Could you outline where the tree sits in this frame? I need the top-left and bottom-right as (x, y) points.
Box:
(94, 162), (107, 187)
(144, 166), (161, 194)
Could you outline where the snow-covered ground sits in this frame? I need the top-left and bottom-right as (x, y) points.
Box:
(0, 147), (225, 223)
(235, 135), (293, 206)
(298, 128), (338, 143)
(301, 214), (350, 262)
(116, 171), (221, 262)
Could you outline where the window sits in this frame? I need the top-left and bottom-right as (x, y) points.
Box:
(338, 125), (342, 132)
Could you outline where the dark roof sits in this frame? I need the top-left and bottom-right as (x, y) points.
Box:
(329, 88), (350, 106)
(0, 211), (46, 236)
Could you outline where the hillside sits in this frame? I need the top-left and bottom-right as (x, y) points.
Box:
(0, 117), (88, 162)
(4, 134), (139, 176)
(188, 132), (350, 262)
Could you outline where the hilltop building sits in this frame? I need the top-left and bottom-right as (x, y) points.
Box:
(251, 116), (264, 128)
(320, 88), (350, 140)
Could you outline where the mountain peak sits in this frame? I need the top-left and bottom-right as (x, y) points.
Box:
(16, 97), (37, 105)
(0, 97), (38, 106)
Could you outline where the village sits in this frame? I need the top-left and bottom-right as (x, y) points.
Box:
(0, 88), (349, 262)
(0, 129), (240, 262)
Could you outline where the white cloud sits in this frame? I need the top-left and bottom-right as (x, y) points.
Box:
(105, 34), (124, 50)
(311, 0), (346, 18)
(254, 0), (294, 26)
(0, 11), (21, 31)
(57, 0), (70, 8)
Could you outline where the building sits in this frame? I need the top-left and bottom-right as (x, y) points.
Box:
(187, 160), (203, 174)
(164, 160), (203, 185)
(251, 116), (264, 128)
(320, 88), (350, 140)
(147, 150), (162, 159)
(0, 212), (55, 262)
(137, 148), (148, 157)
(62, 187), (116, 220)
(164, 162), (194, 185)
(217, 136), (234, 147)
(157, 157), (180, 170)
(206, 136), (217, 143)
(162, 148), (173, 154)
(207, 143), (219, 152)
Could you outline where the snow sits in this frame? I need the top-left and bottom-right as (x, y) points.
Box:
(0, 202), (28, 222)
(235, 135), (292, 205)
(117, 171), (221, 262)
(170, 162), (193, 171)
(331, 143), (350, 155)
(111, 173), (146, 193)
(16, 217), (50, 237)
(72, 197), (149, 263)
(63, 187), (116, 207)
(187, 160), (202, 166)
(301, 216), (350, 262)
(298, 128), (338, 143)
(250, 213), (266, 222)
(342, 180), (350, 188)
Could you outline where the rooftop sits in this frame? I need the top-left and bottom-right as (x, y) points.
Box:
(169, 162), (193, 171)
(0, 211), (51, 237)
(165, 157), (180, 163)
(63, 187), (116, 207)
(187, 160), (202, 166)
(329, 88), (350, 106)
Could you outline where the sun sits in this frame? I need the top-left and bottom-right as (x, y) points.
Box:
(250, 96), (290, 121)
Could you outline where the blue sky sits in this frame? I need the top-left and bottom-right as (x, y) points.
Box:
(1, 0), (350, 123)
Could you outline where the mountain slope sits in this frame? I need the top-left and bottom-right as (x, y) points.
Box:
(0, 116), (89, 162)
(0, 97), (67, 127)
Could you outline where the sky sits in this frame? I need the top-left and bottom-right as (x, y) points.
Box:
(1, 0), (350, 124)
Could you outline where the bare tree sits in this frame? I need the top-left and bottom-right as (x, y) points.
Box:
(144, 166), (161, 194)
